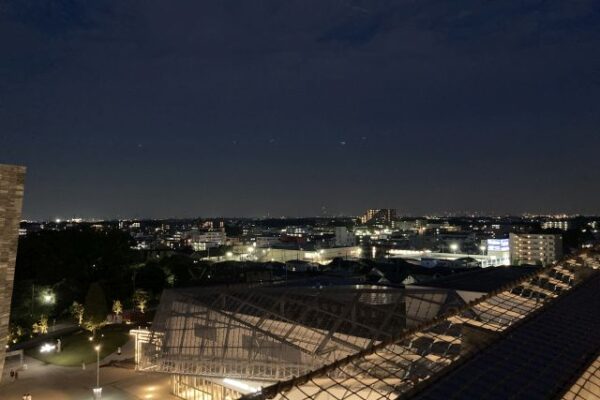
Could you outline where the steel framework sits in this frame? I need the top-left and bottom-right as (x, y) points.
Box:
(241, 250), (600, 400)
(139, 284), (464, 382)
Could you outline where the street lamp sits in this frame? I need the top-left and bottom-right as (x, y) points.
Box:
(450, 243), (459, 253)
(93, 345), (102, 399)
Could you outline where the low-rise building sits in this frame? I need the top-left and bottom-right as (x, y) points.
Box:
(187, 230), (226, 251)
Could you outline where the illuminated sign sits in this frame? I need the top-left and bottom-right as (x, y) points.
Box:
(487, 239), (509, 252)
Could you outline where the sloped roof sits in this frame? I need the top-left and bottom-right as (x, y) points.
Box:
(141, 283), (464, 382)
(407, 273), (600, 399)
(411, 266), (540, 293)
(242, 250), (600, 400)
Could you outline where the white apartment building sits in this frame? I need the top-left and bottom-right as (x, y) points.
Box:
(188, 230), (226, 251)
(541, 220), (570, 231)
(509, 233), (563, 266)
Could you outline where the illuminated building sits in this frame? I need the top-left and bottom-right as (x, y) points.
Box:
(242, 250), (600, 400)
(133, 249), (600, 399)
(542, 220), (570, 230)
(187, 230), (226, 251)
(256, 245), (361, 264)
(360, 209), (397, 225)
(135, 284), (467, 398)
(388, 249), (507, 268)
(486, 238), (511, 266)
(509, 233), (563, 266)
(0, 164), (26, 381)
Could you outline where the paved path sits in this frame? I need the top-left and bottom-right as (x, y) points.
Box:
(0, 338), (177, 400)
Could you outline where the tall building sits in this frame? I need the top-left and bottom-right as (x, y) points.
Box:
(360, 209), (397, 224)
(509, 232), (563, 266)
(0, 164), (26, 381)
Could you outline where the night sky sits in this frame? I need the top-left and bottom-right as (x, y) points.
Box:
(1, 1), (600, 219)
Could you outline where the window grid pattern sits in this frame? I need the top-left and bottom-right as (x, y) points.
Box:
(562, 355), (600, 400)
(141, 285), (460, 382)
(244, 256), (596, 400)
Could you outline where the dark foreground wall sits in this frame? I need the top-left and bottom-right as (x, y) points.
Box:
(0, 164), (26, 381)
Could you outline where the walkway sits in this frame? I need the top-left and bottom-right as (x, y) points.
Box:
(0, 337), (177, 400)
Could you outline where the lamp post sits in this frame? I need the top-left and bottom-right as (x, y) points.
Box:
(450, 243), (459, 254)
(93, 345), (102, 399)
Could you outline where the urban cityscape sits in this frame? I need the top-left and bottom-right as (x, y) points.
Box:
(2, 1), (600, 400)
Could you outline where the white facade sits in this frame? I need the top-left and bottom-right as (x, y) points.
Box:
(257, 246), (361, 264)
(388, 249), (508, 268)
(486, 238), (511, 266)
(509, 233), (563, 266)
(334, 227), (355, 247)
(188, 230), (226, 251)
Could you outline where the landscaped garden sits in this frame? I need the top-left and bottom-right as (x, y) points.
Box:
(26, 324), (130, 367)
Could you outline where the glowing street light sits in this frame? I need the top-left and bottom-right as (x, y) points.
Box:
(93, 345), (102, 399)
(40, 343), (56, 353)
(450, 243), (459, 253)
(39, 289), (56, 305)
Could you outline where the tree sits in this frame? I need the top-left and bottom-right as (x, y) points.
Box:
(135, 262), (167, 295)
(32, 315), (48, 334)
(83, 282), (108, 335)
(133, 289), (149, 314)
(9, 324), (24, 344)
(70, 301), (85, 325)
(112, 299), (123, 316)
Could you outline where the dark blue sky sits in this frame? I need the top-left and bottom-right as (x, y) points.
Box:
(1, 0), (600, 219)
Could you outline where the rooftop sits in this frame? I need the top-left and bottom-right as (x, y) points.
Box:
(410, 265), (540, 293)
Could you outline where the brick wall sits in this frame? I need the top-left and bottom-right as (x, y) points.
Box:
(0, 164), (26, 381)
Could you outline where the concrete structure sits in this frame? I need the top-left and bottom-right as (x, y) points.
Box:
(257, 245), (361, 264)
(133, 249), (600, 400)
(0, 164), (26, 382)
(240, 250), (600, 400)
(187, 230), (226, 251)
(334, 226), (355, 247)
(134, 284), (464, 399)
(486, 238), (511, 266)
(388, 249), (508, 268)
(255, 236), (281, 248)
(509, 233), (563, 266)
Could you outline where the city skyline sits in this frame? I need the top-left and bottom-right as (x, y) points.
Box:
(2, 1), (600, 219)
